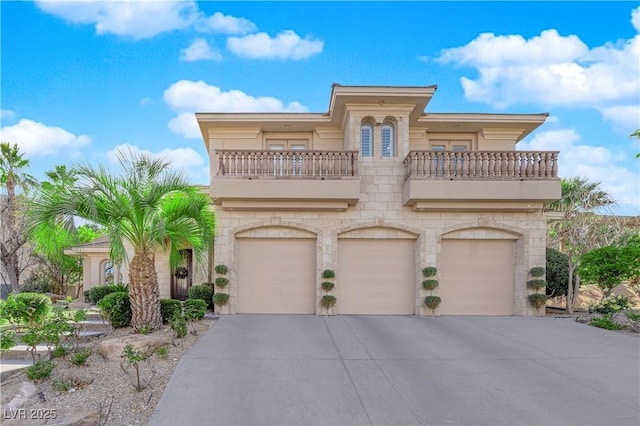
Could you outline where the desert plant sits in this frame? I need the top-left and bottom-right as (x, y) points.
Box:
(51, 345), (70, 358)
(184, 299), (207, 321)
(21, 327), (46, 362)
(422, 279), (439, 291)
(170, 315), (188, 339)
(528, 293), (548, 310)
(322, 269), (335, 279)
(589, 317), (626, 330)
(529, 266), (545, 278)
(624, 311), (640, 332)
(214, 264), (228, 275)
(320, 295), (337, 309)
(121, 343), (146, 391)
(155, 345), (169, 360)
(87, 285), (116, 304)
(70, 348), (92, 366)
(41, 309), (71, 351)
(97, 292), (132, 328)
(212, 292), (229, 307)
(66, 309), (87, 349)
(52, 377), (72, 392)
(0, 329), (16, 354)
(588, 295), (631, 320)
(14, 292), (51, 328)
(526, 279), (547, 292)
(214, 277), (229, 289)
(138, 324), (152, 335)
(422, 267), (437, 277)
(110, 283), (129, 293)
(25, 360), (55, 382)
(160, 299), (182, 324)
(187, 284), (214, 308)
(424, 295), (441, 314)
(321, 281), (335, 292)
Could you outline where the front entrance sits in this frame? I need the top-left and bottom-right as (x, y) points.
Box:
(171, 249), (193, 300)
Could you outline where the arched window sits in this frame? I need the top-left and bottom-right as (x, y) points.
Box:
(101, 260), (114, 285)
(360, 123), (373, 157)
(382, 123), (394, 157)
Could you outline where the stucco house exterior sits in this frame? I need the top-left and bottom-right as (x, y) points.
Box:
(72, 84), (561, 316)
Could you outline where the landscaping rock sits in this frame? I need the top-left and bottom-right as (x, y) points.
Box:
(47, 408), (100, 426)
(1, 377), (41, 412)
(97, 330), (173, 361)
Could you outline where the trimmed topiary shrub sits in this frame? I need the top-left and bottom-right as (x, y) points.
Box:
(424, 295), (441, 314)
(321, 281), (335, 291)
(15, 292), (51, 327)
(214, 277), (229, 289)
(320, 295), (337, 309)
(214, 264), (229, 275)
(97, 292), (131, 328)
(529, 266), (545, 278)
(184, 299), (207, 321)
(527, 279), (546, 292)
(322, 269), (335, 279)
(422, 279), (439, 291)
(87, 285), (116, 304)
(160, 299), (182, 323)
(528, 293), (548, 310)
(212, 292), (229, 307)
(422, 267), (437, 277)
(187, 284), (214, 308)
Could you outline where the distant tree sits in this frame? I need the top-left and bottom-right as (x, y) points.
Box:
(632, 130), (639, 158)
(547, 177), (620, 313)
(579, 245), (640, 297)
(545, 248), (573, 297)
(0, 142), (36, 292)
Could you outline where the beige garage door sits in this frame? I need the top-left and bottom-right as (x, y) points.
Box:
(237, 238), (316, 314)
(338, 239), (416, 314)
(440, 240), (515, 315)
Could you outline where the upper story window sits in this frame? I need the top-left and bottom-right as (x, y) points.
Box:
(360, 124), (373, 157)
(381, 123), (394, 157)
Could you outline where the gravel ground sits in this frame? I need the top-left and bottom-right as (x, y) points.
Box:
(26, 318), (215, 425)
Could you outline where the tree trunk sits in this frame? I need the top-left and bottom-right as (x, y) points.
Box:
(128, 251), (162, 331)
(566, 262), (576, 314)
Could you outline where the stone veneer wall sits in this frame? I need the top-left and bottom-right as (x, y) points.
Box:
(212, 157), (548, 316)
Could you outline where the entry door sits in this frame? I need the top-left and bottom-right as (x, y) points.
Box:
(171, 249), (193, 301)
(431, 140), (470, 176)
(269, 140), (307, 176)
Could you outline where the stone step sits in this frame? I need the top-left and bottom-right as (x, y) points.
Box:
(1, 345), (51, 361)
(0, 360), (33, 382)
(75, 320), (109, 332)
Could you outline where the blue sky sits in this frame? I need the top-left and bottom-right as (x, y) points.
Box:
(1, 1), (639, 215)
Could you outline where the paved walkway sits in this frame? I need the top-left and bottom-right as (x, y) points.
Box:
(149, 315), (640, 425)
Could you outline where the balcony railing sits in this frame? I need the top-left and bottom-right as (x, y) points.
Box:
(216, 150), (359, 178)
(403, 151), (559, 180)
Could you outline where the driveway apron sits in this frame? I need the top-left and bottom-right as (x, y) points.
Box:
(149, 315), (640, 426)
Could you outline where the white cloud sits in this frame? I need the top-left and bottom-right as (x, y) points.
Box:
(35, 0), (198, 40)
(180, 39), (222, 62)
(163, 80), (308, 139)
(107, 143), (208, 182)
(0, 119), (90, 157)
(195, 12), (256, 35)
(436, 11), (640, 131)
(632, 6), (640, 32)
(599, 105), (640, 130)
(227, 30), (323, 60)
(139, 97), (153, 107)
(519, 129), (639, 210)
(1, 109), (16, 121)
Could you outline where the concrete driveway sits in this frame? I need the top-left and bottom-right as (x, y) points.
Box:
(149, 315), (639, 426)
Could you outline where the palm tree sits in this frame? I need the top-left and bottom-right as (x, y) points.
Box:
(547, 177), (616, 313)
(29, 149), (215, 331)
(0, 142), (36, 292)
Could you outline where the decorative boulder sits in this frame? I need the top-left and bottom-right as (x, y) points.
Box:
(97, 330), (173, 362)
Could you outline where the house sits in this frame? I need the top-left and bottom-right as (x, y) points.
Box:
(72, 84), (561, 315)
(197, 84), (561, 316)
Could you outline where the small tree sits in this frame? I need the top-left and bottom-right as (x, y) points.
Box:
(579, 245), (640, 298)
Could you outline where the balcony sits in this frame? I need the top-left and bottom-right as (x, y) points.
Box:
(402, 151), (561, 211)
(212, 150), (361, 210)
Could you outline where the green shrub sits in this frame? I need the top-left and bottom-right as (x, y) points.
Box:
(212, 292), (229, 307)
(528, 293), (548, 310)
(51, 345), (70, 358)
(184, 299), (207, 321)
(320, 295), (337, 309)
(529, 266), (545, 278)
(70, 348), (92, 366)
(25, 360), (55, 382)
(321, 281), (335, 291)
(21, 271), (52, 294)
(424, 295), (441, 313)
(97, 292), (131, 328)
(170, 315), (187, 339)
(589, 317), (625, 330)
(526, 279), (547, 291)
(156, 345), (169, 360)
(15, 292), (51, 327)
(588, 295), (631, 319)
(87, 285), (116, 304)
(121, 343), (146, 391)
(52, 377), (71, 392)
(422, 267), (437, 277)
(83, 290), (91, 303)
(187, 285), (214, 307)
(422, 279), (439, 291)
(214, 264), (228, 275)
(110, 283), (129, 293)
(0, 294), (27, 327)
(0, 329), (16, 354)
(322, 269), (335, 279)
(160, 299), (182, 323)
(214, 277), (229, 289)
(546, 248), (574, 297)
(625, 311), (640, 323)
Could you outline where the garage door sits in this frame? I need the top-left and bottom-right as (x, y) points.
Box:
(439, 240), (514, 315)
(237, 238), (316, 314)
(338, 239), (416, 314)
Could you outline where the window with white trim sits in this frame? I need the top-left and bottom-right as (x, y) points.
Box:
(381, 123), (394, 157)
(360, 124), (373, 157)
